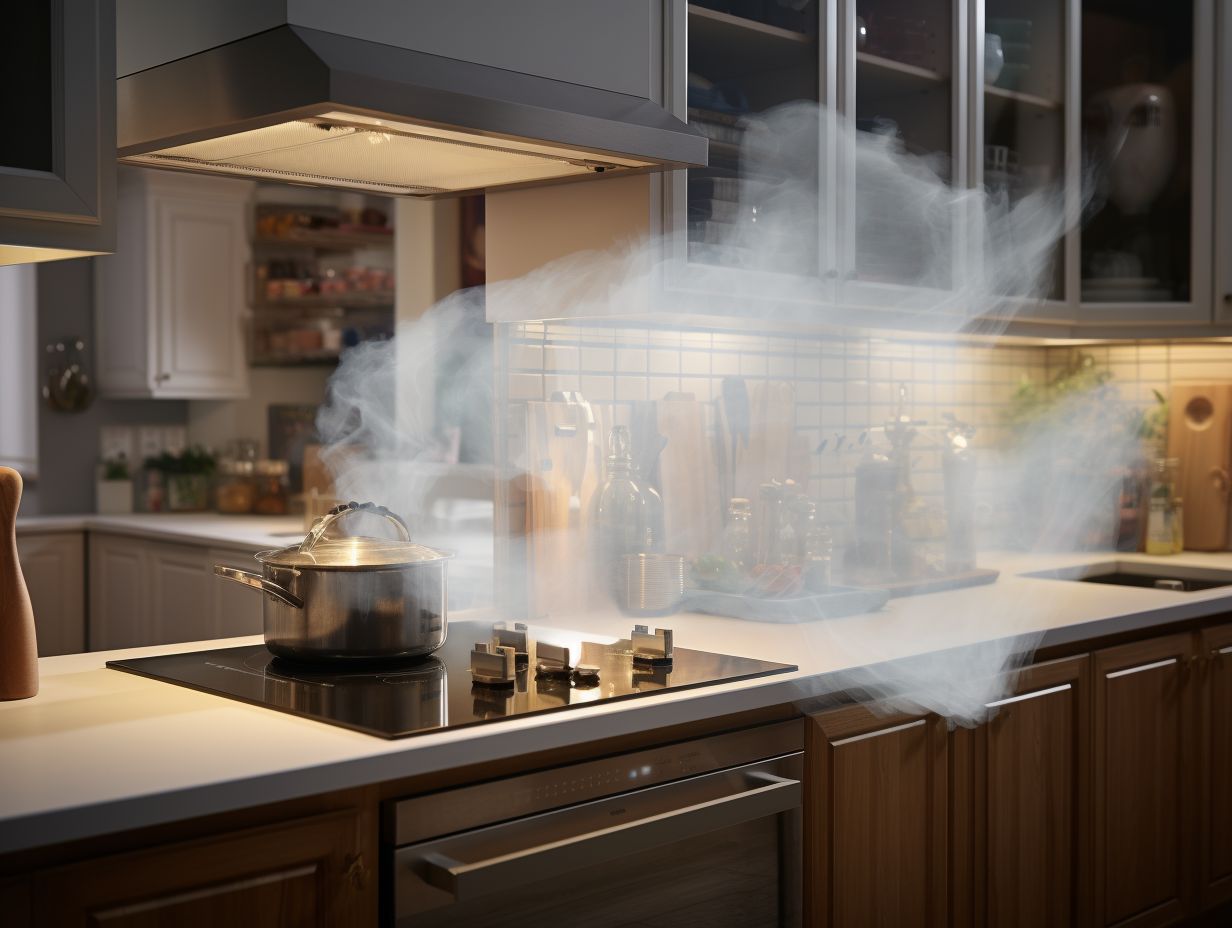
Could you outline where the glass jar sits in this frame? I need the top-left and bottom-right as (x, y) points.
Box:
(793, 496), (833, 590)
(253, 459), (290, 516)
(214, 460), (257, 514)
(1145, 457), (1183, 555)
(720, 498), (754, 572)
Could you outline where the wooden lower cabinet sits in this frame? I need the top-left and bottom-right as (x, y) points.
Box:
(31, 809), (372, 927)
(1093, 632), (1198, 928)
(951, 655), (1091, 928)
(1200, 623), (1232, 910)
(805, 706), (948, 928)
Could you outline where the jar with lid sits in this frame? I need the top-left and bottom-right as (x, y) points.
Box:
(214, 459), (257, 514)
(253, 460), (290, 516)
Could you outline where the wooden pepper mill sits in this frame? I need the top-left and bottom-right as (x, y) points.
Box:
(0, 467), (38, 699)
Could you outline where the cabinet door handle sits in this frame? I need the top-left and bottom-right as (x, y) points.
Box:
(1215, 645), (1232, 658)
(985, 682), (1071, 709)
(1106, 657), (1178, 679)
(830, 718), (924, 747)
(155, 373), (170, 382)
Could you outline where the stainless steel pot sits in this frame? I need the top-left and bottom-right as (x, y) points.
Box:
(215, 502), (452, 663)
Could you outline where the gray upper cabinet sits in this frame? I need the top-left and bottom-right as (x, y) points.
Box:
(1215, 4), (1232, 326)
(1072, 0), (1215, 329)
(0, 0), (115, 266)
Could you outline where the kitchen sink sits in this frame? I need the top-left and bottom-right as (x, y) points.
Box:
(1022, 561), (1232, 593)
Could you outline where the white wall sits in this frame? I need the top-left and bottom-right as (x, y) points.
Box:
(186, 366), (334, 456)
(0, 265), (39, 477)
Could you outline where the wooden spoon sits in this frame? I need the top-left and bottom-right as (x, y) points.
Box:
(0, 467), (38, 699)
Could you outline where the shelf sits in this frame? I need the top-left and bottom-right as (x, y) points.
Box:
(856, 51), (945, 83)
(688, 3), (815, 79)
(688, 5), (814, 44)
(984, 83), (1062, 111)
(252, 291), (396, 311)
(252, 229), (394, 251)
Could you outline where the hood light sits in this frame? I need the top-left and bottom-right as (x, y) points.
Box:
(120, 112), (652, 197)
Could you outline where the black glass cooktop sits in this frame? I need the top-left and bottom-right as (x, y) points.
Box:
(106, 620), (796, 739)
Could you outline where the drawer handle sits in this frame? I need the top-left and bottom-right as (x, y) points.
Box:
(830, 718), (925, 747)
(1106, 657), (1177, 679)
(416, 769), (801, 901)
(985, 682), (1071, 709)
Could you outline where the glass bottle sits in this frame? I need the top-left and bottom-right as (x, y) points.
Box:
(793, 496), (833, 589)
(757, 482), (784, 566)
(721, 498), (754, 572)
(1145, 457), (1183, 555)
(592, 426), (649, 599)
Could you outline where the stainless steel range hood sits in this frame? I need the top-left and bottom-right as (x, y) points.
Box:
(117, 19), (707, 198)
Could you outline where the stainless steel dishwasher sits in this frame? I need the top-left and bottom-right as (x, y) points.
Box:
(385, 719), (804, 927)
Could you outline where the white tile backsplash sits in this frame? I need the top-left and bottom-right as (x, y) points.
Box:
(502, 323), (1232, 533)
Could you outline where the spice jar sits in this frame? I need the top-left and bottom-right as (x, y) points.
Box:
(253, 460), (290, 516)
(214, 460), (257, 514)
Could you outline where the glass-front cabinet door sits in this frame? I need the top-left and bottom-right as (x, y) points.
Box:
(976, 0), (1069, 309)
(1077, 0), (1213, 324)
(839, 0), (965, 306)
(676, 1), (833, 304)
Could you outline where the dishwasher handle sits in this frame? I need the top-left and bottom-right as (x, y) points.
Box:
(417, 769), (801, 901)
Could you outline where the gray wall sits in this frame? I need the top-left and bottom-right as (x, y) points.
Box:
(28, 259), (186, 515)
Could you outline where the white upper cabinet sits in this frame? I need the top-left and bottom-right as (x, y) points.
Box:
(96, 169), (252, 399)
(0, 0), (116, 266)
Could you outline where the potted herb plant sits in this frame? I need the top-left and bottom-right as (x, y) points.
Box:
(1001, 353), (1165, 551)
(144, 446), (217, 512)
(96, 454), (134, 514)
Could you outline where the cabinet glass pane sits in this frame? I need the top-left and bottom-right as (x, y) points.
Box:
(0, 4), (55, 173)
(855, 0), (954, 287)
(984, 0), (1066, 299)
(1081, 0), (1193, 303)
(686, 2), (821, 275)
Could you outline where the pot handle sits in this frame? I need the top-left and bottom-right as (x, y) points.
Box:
(213, 565), (303, 609)
(299, 501), (412, 554)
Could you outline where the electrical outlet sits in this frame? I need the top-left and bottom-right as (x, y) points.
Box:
(137, 427), (165, 460)
(99, 426), (135, 463)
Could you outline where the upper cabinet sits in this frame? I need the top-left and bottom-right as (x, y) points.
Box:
(0, 0), (116, 266)
(1075, 0), (1214, 328)
(96, 169), (252, 399)
(489, 0), (1224, 334)
(977, 0), (1069, 307)
(843, 0), (966, 298)
(1214, 4), (1232, 326)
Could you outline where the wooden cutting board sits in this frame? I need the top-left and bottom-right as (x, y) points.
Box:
(657, 394), (721, 558)
(1167, 384), (1232, 550)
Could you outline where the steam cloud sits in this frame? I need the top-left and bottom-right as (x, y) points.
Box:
(318, 102), (1130, 726)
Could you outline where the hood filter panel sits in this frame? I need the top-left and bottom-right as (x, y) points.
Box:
(121, 115), (644, 196)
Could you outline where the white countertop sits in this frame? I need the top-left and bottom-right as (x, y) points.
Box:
(3, 549), (1232, 858)
(16, 512), (308, 552)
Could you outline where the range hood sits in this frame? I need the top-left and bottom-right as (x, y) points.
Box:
(117, 22), (707, 198)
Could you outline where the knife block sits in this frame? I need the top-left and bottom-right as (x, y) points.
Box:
(0, 467), (38, 699)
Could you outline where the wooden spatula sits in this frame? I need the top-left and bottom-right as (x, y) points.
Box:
(0, 467), (38, 699)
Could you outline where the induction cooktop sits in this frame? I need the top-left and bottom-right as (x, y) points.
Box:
(106, 620), (796, 739)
